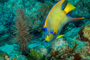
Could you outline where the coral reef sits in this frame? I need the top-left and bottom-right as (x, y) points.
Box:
(79, 25), (90, 42)
(51, 38), (68, 51)
(83, 26), (90, 41)
(49, 41), (78, 60)
(27, 1), (54, 33)
(61, 23), (76, 34)
(74, 53), (82, 60)
(0, 50), (9, 60)
(68, 0), (90, 18)
(0, 0), (8, 4)
(74, 42), (90, 60)
(0, 4), (15, 46)
(39, 48), (48, 56)
(38, 1), (54, 18)
(0, 0), (90, 60)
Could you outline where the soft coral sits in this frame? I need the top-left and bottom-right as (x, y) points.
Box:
(14, 8), (30, 55)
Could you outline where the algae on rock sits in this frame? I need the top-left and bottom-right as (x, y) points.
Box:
(28, 49), (43, 60)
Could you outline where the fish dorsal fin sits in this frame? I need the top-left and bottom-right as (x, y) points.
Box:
(64, 3), (76, 14)
(53, 0), (65, 7)
(58, 0), (65, 5)
(44, 19), (48, 28)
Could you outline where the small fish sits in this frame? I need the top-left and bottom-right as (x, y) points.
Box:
(44, 0), (84, 42)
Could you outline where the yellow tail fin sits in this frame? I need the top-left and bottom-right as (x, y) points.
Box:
(64, 3), (76, 14)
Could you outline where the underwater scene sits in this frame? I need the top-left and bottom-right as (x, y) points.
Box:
(0, 0), (90, 60)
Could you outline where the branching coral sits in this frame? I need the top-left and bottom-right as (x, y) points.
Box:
(14, 8), (30, 55)
(50, 50), (58, 60)
(63, 41), (77, 54)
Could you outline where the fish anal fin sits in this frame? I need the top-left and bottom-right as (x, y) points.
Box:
(73, 17), (84, 20)
(68, 17), (84, 22)
(71, 17), (85, 21)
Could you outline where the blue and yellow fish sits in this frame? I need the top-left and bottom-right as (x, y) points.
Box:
(44, 0), (84, 42)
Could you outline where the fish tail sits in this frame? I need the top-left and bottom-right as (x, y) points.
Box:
(64, 3), (76, 14)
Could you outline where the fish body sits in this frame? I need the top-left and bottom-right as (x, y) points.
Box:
(44, 0), (84, 42)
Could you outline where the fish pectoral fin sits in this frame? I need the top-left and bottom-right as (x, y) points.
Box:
(45, 32), (54, 42)
(56, 34), (64, 39)
(45, 35), (50, 41)
(64, 3), (76, 14)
